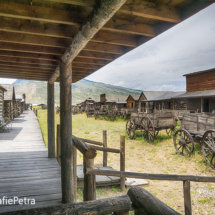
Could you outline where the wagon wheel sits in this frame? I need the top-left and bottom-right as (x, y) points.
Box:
(94, 111), (98, 120)
(173, 129), (194, 156)
(155, 130), (159, 137)
(141, 117), (155, 143)
(126, 120), (135, 139)
(110, 112), (116, 121)
(202, 130), (215, 169)
(166, 126), (174, 137)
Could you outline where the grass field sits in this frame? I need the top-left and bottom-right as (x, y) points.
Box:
(37, 110), (215, 214)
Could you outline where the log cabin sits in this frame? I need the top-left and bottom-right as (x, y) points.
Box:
(1, 84), (15, 122)
(15, 94), (23, 116)
(0, 85), (7, 119)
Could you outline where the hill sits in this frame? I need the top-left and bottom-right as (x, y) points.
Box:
(13, 79), (141, 105)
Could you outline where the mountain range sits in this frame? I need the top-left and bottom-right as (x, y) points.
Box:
(13, 79), (141, 105)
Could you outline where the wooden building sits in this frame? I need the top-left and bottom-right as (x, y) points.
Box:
(141, 91), (186, 113)
(1, 84), (16, 122)
(15, 94), (23, 116)
(0, 85), (7, 119)
(174, 68), (215, 113)
(126, 94), (141, 109)
(139, 91), (169, 112)
(94, 94), (127, 110)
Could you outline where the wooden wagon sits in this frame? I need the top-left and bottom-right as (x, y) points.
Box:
(173, 113), (215, 169)
(121, 108), (138, 119)
(126, 111), (180, 142)
(86, 108), (94, 117)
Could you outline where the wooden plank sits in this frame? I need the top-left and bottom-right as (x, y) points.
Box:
(183, 180), (192, 215)
(47, 83), (55, 158)
(45, 0), (181, 23)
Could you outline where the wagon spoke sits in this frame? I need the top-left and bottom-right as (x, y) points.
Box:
(177, 145), (182, 151)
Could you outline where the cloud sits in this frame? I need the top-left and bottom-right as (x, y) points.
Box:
(86, 4), (215, 92)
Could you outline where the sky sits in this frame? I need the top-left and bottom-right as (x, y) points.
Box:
(1, 3), (215, 91)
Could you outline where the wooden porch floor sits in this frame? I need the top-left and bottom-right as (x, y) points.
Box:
(0, 110), (62, 213)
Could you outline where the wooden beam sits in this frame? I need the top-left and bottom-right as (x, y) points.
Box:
(60, 62), (74, 203)
(0, 61), (56, 70)
(47, 83), (55, 158)
(0, 40), (128, 56)
(61, 0), (128, 64)
(0, 56), (59, 66)
(41, 0), (181, 23)
(0, 30), (136, 48)
(0, 14), (155, 37)
(0, 49), (61, 61)
(78, 50), (114, 61)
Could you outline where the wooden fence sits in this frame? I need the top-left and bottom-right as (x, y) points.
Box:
(56, 125), (126, 200)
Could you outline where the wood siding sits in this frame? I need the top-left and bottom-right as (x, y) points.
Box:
(186, 73), (215, 92)
(0, 89), (4, 118)
(127, 96), (136, 109)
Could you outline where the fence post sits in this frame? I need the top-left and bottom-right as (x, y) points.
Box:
(73, 146), (77, 201)
(57, 124), (61, 165)
(183, 180), (192, 215)
(103, 130), (107, 167)
(120, 135), (125, 191)
(83, 157), (96, 201)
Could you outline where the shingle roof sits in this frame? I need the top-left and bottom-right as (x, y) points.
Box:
(142, 91), (185, 102)
(174, 90), (215, 99)
(142, 91), (170, 100)
(106, 96), (128, 103)
(0, 84), (15, 101)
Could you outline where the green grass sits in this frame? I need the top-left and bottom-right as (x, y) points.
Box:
(37, 110), (215, 213)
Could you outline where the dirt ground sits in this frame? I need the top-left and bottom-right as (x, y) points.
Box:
(38, 111), (215, 215)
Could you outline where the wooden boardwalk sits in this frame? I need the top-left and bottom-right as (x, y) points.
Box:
(0, 110), (148, 213)
(0, 110), (62, 213)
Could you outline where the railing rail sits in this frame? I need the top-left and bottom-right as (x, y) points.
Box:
(86, 169), (215, 215)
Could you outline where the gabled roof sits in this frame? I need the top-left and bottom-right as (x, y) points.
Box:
(126, 94), (141, 101)
(141, 91), (170, 100)
(142, 91), (185, 102)
(0, 84), (15, 101)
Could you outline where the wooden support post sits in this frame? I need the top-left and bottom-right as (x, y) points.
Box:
(47, 82), (55, 158)
(173, 99), (175, 110)
(83, 157), (96, 201)
(60, 62), (74, 203)
(30, 105), (32, 110)
(35, 109), (37, 117)
(103, 130), (107, 167)
(57, 124), (61, 165)
(73, 146), (77, 201)
(120, 135), (125, 191)
(183, 180), (192, 215)
(201, 98), (203, 113)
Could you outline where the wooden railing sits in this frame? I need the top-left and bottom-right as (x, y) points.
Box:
(86, 169), (215, 215)
(6, 187), (182, 215)
(56, 125), (126, 200)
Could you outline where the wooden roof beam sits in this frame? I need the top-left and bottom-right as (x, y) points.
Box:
(0, 2), (156, 36)
(45, 0), (181, 23)
(49, 0), (127, 84)
(0, 31), (136, 48)
(0, 56), (59, 66)
(0, 41), (129, 56)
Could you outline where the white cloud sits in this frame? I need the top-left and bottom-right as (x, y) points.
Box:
(0, 78), (17, 84)
(86, 3), (215, 91)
